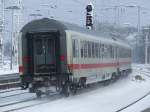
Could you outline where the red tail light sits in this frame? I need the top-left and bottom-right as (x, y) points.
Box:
(19, 66), (24, 73)
(60, 55), (65, 61)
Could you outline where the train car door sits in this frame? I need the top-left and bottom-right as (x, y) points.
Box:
(33, 34), (56, 74)
(72, 37), (80, 74)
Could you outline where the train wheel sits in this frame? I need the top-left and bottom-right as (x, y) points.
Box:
(36, 90), (42, 98)
(21, 83), (29, 90)
(123, 71), (127, 77)
(45, 91), (50, 96)
(71, 84), (77, 95)
(111, 73), (117, 83)
(64, 82), (70, 97)
(103, 80), (110, 86)
(126, 70), (130, 77)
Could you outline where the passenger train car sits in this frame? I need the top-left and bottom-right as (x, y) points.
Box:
(19, 18), (132, 97)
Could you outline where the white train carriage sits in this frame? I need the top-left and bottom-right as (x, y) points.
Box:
(66, 30), (131, 84)
(19, 18), (132, 97)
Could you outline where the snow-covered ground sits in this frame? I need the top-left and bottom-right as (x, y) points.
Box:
(0, 64), (149, 112)
(0, 59), (18, 76)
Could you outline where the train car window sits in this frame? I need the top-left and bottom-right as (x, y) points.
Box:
(112, 47), (114, 59)
(110, 45), (113, 58)
(129, 49), (132, 57)
(95, 43), (99, 58)
(101, 44), (104, 59)
(72, 39), (79, 58)
(119, 48), (121, 58)
(98, 43), (101, 59)
(92, 42), (95, 58)
(72, 39), (75, 57)
(103, 44), (108, 58)
(119, 47), (126, 58)
(107, 45), (110, 58)
(106, 45), (109, 58)
(81, 41), (84, 58)
(84, 41), (88, 58)
(36, 39), (43, 55)
(110, 45), (112, 58)
(115, 47), (118, 59)
(88, 41), (92, 58)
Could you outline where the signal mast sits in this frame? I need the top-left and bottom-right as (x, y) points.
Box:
(86, 2), (94, 30)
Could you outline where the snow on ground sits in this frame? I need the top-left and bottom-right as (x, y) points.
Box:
(0, 92), (35, 106)
(12, 64), (150, 112)
(0, 68), (18, 76)
(0, 59), (18, 76)
(121, 92), (150, 112)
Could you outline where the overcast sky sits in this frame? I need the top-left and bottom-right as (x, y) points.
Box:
(3, 0), (150, 34)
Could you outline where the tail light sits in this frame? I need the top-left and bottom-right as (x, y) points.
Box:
(19, 66), (24, 73)
(60, 55), (65, 61)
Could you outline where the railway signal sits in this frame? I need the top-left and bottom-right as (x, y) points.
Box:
(86, 2), (94, 30)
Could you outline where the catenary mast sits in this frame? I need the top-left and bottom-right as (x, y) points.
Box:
(0, 0), (4, 67)
(14, 0), (23, 66)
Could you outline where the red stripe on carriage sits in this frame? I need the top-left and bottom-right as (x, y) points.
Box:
(68, 61), (131, 69)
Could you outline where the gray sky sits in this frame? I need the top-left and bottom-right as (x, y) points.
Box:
(21, 0), (150, 27)
(4, 0), (150, 32)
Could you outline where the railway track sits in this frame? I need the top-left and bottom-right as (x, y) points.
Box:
(0, 79), (109, 112)
(115, 71), (150, 112)
(0, 91), (28, 99)
(2, 76), (149, 112)
(1, 92), (61, 112)
(1, 69), (150, 112)
(0, 88), (21, 94)
(0, 73), (20, 90)
(0, 97), (37, 108)
(0, 81), (21, 90)
(115, 91), (150, 112)
(0, 73), (19, 83)
(0, 73), (127, 112)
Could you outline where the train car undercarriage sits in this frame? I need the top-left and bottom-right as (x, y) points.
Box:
(21, 68), (131, 98)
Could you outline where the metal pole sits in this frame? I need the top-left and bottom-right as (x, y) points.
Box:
(2, 0), (5, 66)
(0, 0), (4, 67)
(6, 6), (20, 69)
(114, 6), (117, 25)
(10, 9), (14, 70)
(145, 32), (148, 64)
(117, 7), (120, 26)
(135, 6), (141, 63)
(137, 6), (141, 34)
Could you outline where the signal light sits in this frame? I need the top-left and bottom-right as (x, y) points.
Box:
(60, 55), (65, 61)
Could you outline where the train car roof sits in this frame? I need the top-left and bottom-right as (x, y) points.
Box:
(21, 18), (130, 48)
(21, 18), (110, 37)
